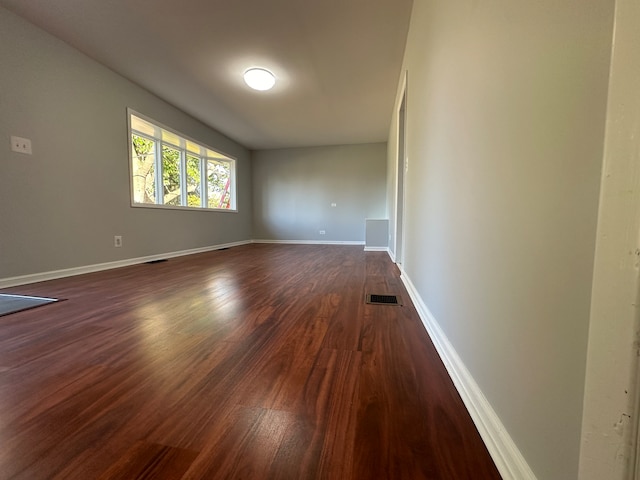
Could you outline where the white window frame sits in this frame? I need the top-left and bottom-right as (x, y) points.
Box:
(127, 108), (237, 212)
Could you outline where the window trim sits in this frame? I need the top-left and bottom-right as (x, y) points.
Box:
(127, 108), (238, 213)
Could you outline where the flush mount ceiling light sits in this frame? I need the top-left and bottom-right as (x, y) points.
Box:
(243, 67), (276, 91)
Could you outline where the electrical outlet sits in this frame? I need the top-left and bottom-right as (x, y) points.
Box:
(10, 135), (32, 155)
(114, 235), (122, 247)
(319, 230), (326, 235)
(331, 203), (337, 207)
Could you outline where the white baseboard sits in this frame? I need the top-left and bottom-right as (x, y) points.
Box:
(364, 246), (388, 252)
(252, 239), (365, 246)
(387, 249), (396, 263)
(0, 240), (252, 288)
(400, 268), (537, 480)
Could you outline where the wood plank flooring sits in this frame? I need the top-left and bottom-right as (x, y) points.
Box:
(0, 244), (501, 479)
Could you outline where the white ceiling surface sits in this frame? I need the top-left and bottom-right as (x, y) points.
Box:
(1, 0), (413, 150)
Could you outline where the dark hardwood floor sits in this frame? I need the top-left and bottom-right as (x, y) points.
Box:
(0, 244), (501, 479)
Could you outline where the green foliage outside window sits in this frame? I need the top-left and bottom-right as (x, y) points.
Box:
(162, 145), (181, 206)
(131, 135), (156, 204)
(187, 155), (202, 207)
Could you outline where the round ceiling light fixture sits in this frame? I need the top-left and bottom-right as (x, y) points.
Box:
(243, 67), (276, 91)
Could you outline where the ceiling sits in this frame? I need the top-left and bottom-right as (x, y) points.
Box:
(0, 0), (413, 150)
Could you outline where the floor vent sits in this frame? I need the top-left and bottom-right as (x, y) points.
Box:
(366, 294), (402, 306)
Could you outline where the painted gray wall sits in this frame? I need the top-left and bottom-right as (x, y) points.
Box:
(388, 1), (613, 479)
(252, 144), (386, 242)
(0, 7), (252, 279)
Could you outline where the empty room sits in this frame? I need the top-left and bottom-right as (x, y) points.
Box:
(1, 0), (639, 479)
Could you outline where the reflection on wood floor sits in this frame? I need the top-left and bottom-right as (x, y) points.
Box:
(0, 244), (501, 479)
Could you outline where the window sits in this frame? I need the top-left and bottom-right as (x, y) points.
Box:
(128, 111), (236, 211)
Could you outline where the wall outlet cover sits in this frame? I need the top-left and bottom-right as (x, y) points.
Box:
(11, 136), (32, 155)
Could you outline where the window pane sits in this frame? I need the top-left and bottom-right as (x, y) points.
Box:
(187, 155), (202, 207)
(162, 145), (182, 206)
(162, 130), (181, 148)
(186, 140), (202, 155)
(131, 116), (156, 137)
(205, 148), (227, 160)
(207, 159), (231, 209)
(131, 134), (156, 204)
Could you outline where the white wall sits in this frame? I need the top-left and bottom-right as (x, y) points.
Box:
(580, 0), (640, 477)
(388, 1), (614, 479)
(252, 144), (386, 242)
(0, 7), (252, 281)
